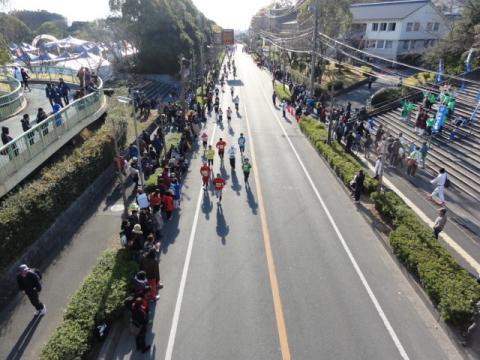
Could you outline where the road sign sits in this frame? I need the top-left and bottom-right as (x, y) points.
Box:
(222, 29), (234, 45)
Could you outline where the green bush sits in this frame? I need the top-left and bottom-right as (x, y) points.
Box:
(0, 118), (127, 273)
(274, 84), (291, 102)
(299, 116), (480, 328)
(40, 249), (138, 360)
(370, 87), (402, 107)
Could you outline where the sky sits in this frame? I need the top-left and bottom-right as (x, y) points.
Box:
(4, 0), (273, 30)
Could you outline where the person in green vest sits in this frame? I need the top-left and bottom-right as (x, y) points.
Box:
(447, 99), (455, 117)
(400, 99), (414, 122)
(427, 92), (436, 110)
(426, 116), (435, 135)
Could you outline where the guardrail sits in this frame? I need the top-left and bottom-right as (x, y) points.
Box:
(0, 76), (25, 120)
(0, 73), (105, 189)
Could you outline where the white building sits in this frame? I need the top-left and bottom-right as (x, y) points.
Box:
(350, 0), (449, 60)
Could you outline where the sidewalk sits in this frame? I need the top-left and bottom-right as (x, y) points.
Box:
(0, 178), (132, 359)
(335, 82), (480, 275)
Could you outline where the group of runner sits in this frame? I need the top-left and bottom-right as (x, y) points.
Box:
(199, 56), (252, 204)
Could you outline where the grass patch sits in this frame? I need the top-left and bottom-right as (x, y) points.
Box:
(274, 84), (291, 102)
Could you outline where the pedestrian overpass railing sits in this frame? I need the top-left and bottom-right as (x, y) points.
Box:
(0, 73), (105, 197)
(0, 75), (25, 121)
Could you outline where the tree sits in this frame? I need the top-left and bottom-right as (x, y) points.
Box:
(0, 13), (32, 43)
(297, 0), (352, 86)
(36, 21), (64, 38)
(10, 10), (67, 32)
(109, 0), (216, 74)
(0, 34), (11, 66)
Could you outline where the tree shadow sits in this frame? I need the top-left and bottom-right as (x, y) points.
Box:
(201, 190), (213, 220)
(245, 185), (258, 215)
(216, 205), (229, 245)
(6, 315), (43, 360)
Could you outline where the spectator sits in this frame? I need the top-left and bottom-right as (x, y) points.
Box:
(136, 189), (149, 209)
(58, 78), (71, 105)
(432, 208), (447, 239)
(20, 68), (31, 91)
(129, 224), (145, 262)
(17, 264), (46, 316)
(77, 67), (86, 87)
(21, 114), (34, 145)
(406, 146), (421, 176)
(130, 297), (151, 353)
(350, 170), (365, 203)
(140, 248), (162, 301)
(45, 83), (55, 107)
(420, 142), (429, 168)
(162, 190), (174, 220)
(374, 156), (382, 180)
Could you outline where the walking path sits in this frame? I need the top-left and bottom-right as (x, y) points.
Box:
(0, 173), (133, 359)
(336, 80), (480, 275)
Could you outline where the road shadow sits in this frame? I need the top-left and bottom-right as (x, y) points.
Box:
(201, 190), (213, 220)
(230, 170), (242, 195)
(245, 185), (258, 215)
(6, 315), (43, 360)
(228, 125), (235, 136)
(216, 205), (229, 245)
(220, 164), (230, 181)
(159, 210), (181, 255)
(226, 79), (244, 87)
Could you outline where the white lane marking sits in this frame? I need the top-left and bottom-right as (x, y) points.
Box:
(164, 122), (217, 360)
(248, 61), (410, 359)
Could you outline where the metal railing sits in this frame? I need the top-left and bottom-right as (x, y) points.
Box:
(0, 74), (104, 184)
(0, 76), (25, 120)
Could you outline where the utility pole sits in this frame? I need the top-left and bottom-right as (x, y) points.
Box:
(179, 54), (186, 113)
(309, 0), (320, 96)
(200, 43), (205, 96)
(377, 130), (390, 191)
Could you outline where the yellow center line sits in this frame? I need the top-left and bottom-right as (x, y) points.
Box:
(243, 101), (291, 360)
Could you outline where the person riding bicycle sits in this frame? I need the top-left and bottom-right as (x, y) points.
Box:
(238, 133), (246, 156)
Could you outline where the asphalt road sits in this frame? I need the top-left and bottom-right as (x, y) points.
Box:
(111, 48), (464, 360)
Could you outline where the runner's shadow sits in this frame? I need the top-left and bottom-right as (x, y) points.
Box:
(228, 126), (235, 136)
(6, 315), (43, 360)
(231, 170), (242, 195)
(201, 191), (213, 220)
(246, 185), (258, 215)
(220, 165), (230, 181)
(216, 205), (229, 245)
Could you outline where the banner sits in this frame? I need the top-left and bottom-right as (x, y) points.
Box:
(465, 48), (473, 74)
(433, 105), (447, 133)
(436, 59), (443, 84)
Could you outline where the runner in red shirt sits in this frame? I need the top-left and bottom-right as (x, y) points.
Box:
(200, 162), (211, 190)
(213, 173), (225, 203)
(216, 138), (226, 162)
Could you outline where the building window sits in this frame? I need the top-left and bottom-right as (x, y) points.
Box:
(426, 22), (433, 31)
(414, 22), (420, 31)
(403, 40), (409, 50)
(372, 23), (378, 31)
(385, 40), (393, 48)
(367, 40), (376, 48)
(380, 22), (387, 31)
(388, 22), (396, 31)
(433, 22), (439, 31)
(376, 40), (385, 48)
(424, 39), (430, 48)
(411, 40), (417, 49)
(406, 22), (413, 32)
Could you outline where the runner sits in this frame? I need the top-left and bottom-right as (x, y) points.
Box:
(230, 86), (234, 97)
(233, 95), (240, 112)
(238, 133), (246, 157)
(201, 132), (208, 150)
(243, 157), (252, 185)
(216, 138), (226, 162)
(228, 145), (236, 170)
(227, 107), (232, 124)
(206, 145), (215, 167)
(272, 91), (277, 106)
(200, 162), (211, 190)
(213, 173), (225, 203)
(218, 108), (223, 124)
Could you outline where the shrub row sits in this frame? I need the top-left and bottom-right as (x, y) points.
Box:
(40, 249), (138, 360)
(299, 116), (480, 328)
(0, 118), (127, 273)
(274, 84), (292, 102)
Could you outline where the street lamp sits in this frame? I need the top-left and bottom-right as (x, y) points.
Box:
(117, 93), (145, 191)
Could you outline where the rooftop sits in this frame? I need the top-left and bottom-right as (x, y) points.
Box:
(350, 0), (430, 21)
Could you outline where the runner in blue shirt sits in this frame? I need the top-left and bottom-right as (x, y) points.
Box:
(238, 133), (246, 158)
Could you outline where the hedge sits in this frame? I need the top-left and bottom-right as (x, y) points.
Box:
(40, 249), (138, 360)
(0, 118), (127, 273)
(274, 84), (292, 102)
(299, 116), (480, 329)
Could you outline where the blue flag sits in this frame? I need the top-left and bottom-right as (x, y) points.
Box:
(433, 105), (447, 133)
(470, 103), (479, 123)
(436, 59), (443, 84)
